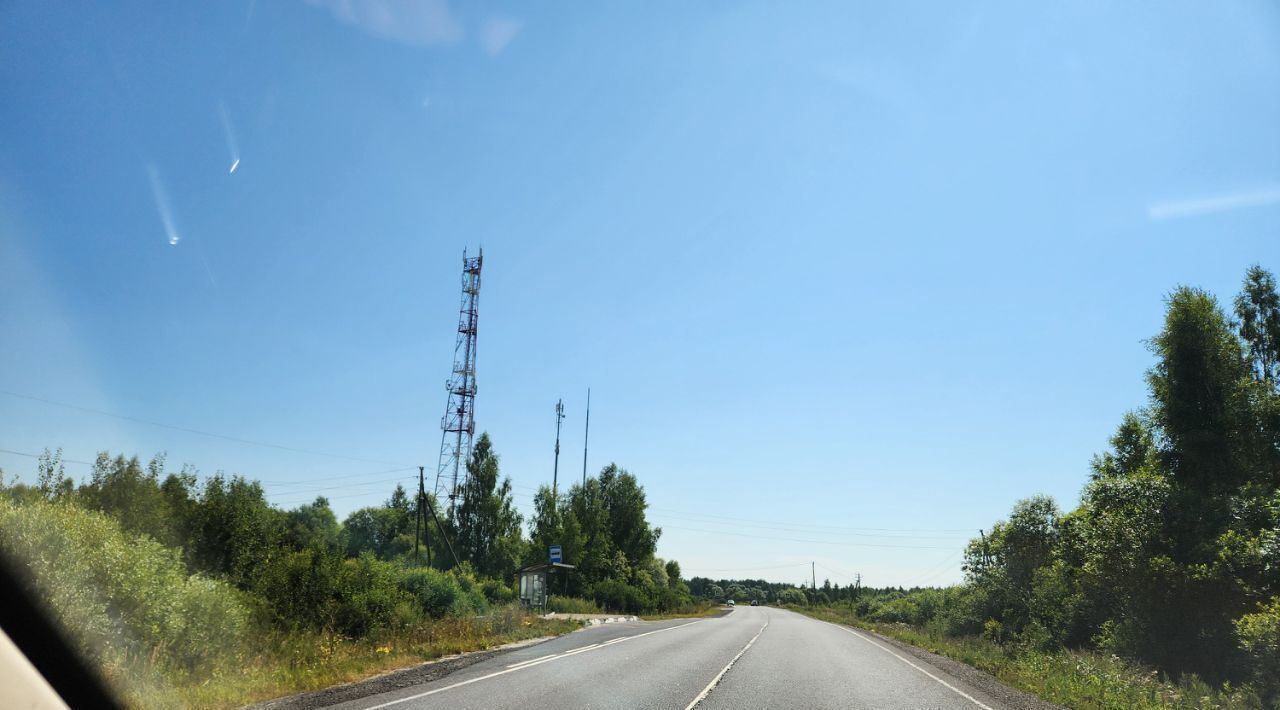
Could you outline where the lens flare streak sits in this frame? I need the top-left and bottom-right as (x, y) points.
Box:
(219, 101), (241, 174)
(146, 164), (180, 246)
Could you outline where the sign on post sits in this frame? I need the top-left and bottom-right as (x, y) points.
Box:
(549, 545), (562, 564)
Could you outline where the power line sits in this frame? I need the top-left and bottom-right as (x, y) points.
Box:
(896, 551), (966, 589)
(647, 505), (974, 534)
(1, 390), (407, 466)
(261, 476), (415, 497)
(256, 467), (415, 485)
(0, 448), (96, 466)
(649, 512), (970, 541)
(660, 524), (957, 550)
(268, 487), (418, 506)
(816, 562), (860, 583)
(682, 562), (811, 574)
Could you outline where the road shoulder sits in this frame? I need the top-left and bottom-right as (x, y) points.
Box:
(813, 616), (1064, 710)
(250, 635), (559, 710)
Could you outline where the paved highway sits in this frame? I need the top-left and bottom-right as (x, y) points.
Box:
(330, 607), (1031, 710)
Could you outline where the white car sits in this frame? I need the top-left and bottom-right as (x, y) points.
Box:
(726, 599), (735, 607)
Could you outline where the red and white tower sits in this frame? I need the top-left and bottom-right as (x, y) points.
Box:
(435, 248), (482, 510)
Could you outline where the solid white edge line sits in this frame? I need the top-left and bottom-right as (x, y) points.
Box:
(363, 619), (707, 710)
(683, 615), (770, 710)
(823, 620), (996, 710)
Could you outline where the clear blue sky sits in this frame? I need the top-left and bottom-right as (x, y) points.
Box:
(2, 1), (1278, 588)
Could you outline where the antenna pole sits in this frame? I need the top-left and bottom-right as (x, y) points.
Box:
(414, 466), (423, 565)
(582, 388), (590, 486)
(553, 399), (565, 497)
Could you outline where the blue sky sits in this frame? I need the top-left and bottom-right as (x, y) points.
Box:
(2, 1), (1278, 588)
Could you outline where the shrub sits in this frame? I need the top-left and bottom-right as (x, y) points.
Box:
(331, 553), (411, 637)
(0, 498), (252, 684)
(481, 578), (516, 604)
(401, 567), (463, 618)
(548, 595), (602, 614)
(589, 579), (652, 614)
(1235, 596), (1280, 702)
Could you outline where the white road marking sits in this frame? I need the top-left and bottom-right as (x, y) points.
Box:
(363, 619), (708, 709)
(504, 653), (554, 669)
(683, 615), (769, 709)
(823, 619), (996, 709)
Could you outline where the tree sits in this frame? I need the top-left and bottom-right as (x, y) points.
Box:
(598, 464), (660, 568)
(79, 452), (180, 545)
(453, 433), (524, 580)
(36, 448), (72, 501)
(1148, 287), (1254, 494)
(284, 496), (341, 555)
(342, 484), (419, 560)
(187, 474), (283, 588)
(1235, 265), (1280, 383)
(664, 560), (682, 589)
(1089, 412), (1156, 480)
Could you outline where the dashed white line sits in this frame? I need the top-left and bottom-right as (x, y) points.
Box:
(363, 619), (707, 709)
(683, 615), (770, 709)
(823, 620), (996, 709)
(505, 653), (555, 669)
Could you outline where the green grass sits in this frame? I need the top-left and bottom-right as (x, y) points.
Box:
(547, 595), (603, 614)
(795, 606), (1265, 710)
(153, 609), (582, 708)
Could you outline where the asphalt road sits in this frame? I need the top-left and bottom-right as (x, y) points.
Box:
(330, 607), (1026, 710)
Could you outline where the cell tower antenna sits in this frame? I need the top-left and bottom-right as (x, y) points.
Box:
(553, 398), (565, 496)
(434, 247), (483, 514)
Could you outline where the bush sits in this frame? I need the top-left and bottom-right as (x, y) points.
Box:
(589, 579), (652, 614)
(0, 498), (252, 684)
(779, 588), (808, 606)
(401, 567), (464, 618)
(1235, 596), (1280, 702)
(870, 596), (922, 625)
(548, 595), (602, 614)
(331, 553), (411, 637)
(481, 578), (516, 604)
(254, 548), (339, 630)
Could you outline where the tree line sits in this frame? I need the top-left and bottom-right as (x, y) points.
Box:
(713, 266), (1280, 703)
(1, 430), (689, 642)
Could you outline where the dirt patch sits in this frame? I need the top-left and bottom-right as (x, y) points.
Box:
(249, 636), (557, 710)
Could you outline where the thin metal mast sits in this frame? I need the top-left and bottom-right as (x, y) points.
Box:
(582, 388), (590, 486)
(434, 248), (483, 513)
(553, 398), (565, 496)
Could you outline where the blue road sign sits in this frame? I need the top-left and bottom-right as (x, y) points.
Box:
(549, 545), (562, 563)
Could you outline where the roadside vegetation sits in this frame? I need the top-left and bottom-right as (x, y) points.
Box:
(695, 266), (1280, 709)
(0, 432), (687, 707)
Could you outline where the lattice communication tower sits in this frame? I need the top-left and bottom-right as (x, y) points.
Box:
(434, 248), (483, 509)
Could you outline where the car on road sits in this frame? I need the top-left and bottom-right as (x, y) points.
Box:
(726, 599), (734, 607)
(750, 600), (759, 606)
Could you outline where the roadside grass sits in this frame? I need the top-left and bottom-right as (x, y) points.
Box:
(638, 601), (724, 621)
(548, 595), (603, 614)
(154, 609), (581, 708)
(794, 606), (1264, 710)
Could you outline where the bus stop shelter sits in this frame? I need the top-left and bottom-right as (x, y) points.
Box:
(517, 562), (575, 610)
